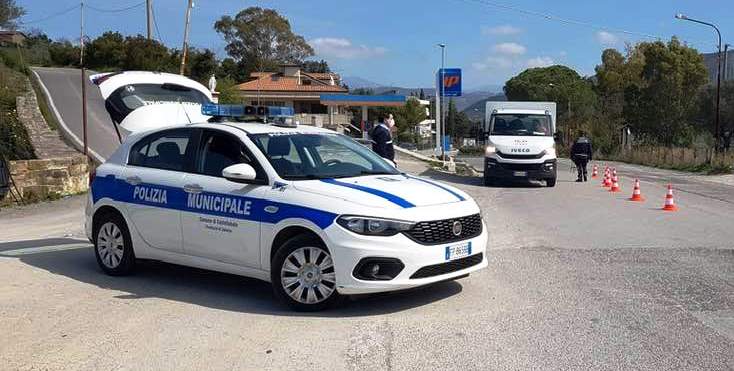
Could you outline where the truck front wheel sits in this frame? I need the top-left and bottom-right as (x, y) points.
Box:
(546, 177), (557, 187)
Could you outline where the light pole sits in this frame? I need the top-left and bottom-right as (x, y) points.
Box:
(437, 43), (446, 159)
(725, 43), (731, 81)
(676, 13), (722, 151)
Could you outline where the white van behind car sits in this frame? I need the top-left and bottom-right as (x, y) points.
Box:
(482, 101), (558, 187)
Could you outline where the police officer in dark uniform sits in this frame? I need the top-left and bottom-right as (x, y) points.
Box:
(370, 116), (395, 161)
(571, 130), (593, 182)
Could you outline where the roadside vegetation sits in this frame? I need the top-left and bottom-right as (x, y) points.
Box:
(0, 58), (35, 160)
(500, 38), (733, 174)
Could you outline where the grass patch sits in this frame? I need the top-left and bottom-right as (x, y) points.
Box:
(0, 61), (35, 160)
(29, 73), (59, 131)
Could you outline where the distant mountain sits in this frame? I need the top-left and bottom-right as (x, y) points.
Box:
(465, 84), (503, 94)
(341, 78), (505, 121)
(462, 93), (507, 122)
(342, 76), (382, 89)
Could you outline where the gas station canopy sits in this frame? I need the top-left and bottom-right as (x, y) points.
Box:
(320, 94), (407, 107)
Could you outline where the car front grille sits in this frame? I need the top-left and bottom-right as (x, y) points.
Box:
(410, 253), (484, 279)
(497, 151), (545, 160)
(403, 214), (482, 245)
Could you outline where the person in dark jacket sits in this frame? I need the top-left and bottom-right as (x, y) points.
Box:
(370, 116), (395, 161)
(571, 131), (593, 182)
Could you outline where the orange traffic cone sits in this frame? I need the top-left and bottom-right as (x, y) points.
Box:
(662, 184), (678, 211)
(629, 179), (644, 201)
(612, 168), (618, 177)
(603, 170), (612, 187)
(609, 175), (621, 192)
(591, 164), (599, 178)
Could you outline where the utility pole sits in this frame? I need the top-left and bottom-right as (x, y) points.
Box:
(80, 0), (88, 160)
(179, 0), (193, 75)
(724, 44), (730, 81)
(437, 43), (446, 160)
(146, 0), (153, 40)
(675, 14), (722, 151)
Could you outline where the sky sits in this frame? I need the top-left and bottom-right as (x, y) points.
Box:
(18, 0), (734, 90)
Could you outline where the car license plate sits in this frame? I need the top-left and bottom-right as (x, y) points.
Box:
(445, 242), (472, 261)
(513, 171), (527, 177)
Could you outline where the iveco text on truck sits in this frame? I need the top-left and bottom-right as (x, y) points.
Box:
(482, 101), (557, 187)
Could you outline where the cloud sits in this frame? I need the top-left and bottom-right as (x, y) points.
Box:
(526, 56), (555, 68)
(310, 37), (387, 59)
(482, 25), (522, 36)
(472, 56), (514, 71)
(492, 42), (526, 56)
(595, 31), (620, 46)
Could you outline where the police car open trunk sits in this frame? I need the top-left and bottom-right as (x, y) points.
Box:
(90, 71), (213, 139)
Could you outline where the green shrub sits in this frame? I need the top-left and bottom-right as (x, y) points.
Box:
(0, 61), (35, 160)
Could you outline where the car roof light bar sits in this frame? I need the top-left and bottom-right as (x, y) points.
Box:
(201, 103), (295, 119)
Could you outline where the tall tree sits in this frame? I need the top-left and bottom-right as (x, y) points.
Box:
(121, 35), (174, 72)
(504, 65), (597, 138)
(214, 7), (314, 76)
(623, 38), (708, 145)
(0, 0), (24, 30)
(302, 59), (330, 73)
(85, 31), (125, 70)
(186, 48), (218, 84)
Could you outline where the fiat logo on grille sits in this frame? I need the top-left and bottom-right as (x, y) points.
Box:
(452, 221), (463, 236)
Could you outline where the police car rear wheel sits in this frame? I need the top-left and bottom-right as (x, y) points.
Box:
(272, 236), (340, 311)
(93, 213), (135, 275)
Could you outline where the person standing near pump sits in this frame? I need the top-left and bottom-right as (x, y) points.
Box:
(370, 115), (395, 161)
(571, 131), (593, 182)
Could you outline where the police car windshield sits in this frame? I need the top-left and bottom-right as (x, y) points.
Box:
(249, 133), (399, 180)
(491, 114), (551, 136)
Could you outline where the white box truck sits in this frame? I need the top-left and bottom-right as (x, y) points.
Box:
(482, 101), (558, 187)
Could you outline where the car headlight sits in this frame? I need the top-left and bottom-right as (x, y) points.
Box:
(485, 146), (496, 156)
(544, 146), (556, 157)
(337, 216), (415, 236)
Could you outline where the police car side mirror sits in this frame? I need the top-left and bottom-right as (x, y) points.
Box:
(222, 163), (258, 183)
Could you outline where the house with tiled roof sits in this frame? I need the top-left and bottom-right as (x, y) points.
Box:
(0, 30), (26, 45)
(235, 64), (349, 129)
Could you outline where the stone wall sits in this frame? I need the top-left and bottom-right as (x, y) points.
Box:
(3, 156), (89, 203)
(17, 78), (78, 159)
(2, 76), (89, 204)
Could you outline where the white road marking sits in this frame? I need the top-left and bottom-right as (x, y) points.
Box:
(0, 243), (91, 256)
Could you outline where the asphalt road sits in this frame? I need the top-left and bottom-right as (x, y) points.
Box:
(1, 155), (733, 370)
(32, 67), (120, 162)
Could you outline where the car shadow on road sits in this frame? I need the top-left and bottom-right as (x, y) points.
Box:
(10, 239), (463, 318)
(416, 168), (545, 188)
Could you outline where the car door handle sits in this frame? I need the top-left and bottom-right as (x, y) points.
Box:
(183, 184), (203, 194)
(125, 176), (142, 185)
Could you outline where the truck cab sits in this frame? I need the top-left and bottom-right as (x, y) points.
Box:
(482, 101), (557, 187)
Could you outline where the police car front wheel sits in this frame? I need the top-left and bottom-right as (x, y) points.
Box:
(93, 213), (136, 275)
(271, 235), (340, 311)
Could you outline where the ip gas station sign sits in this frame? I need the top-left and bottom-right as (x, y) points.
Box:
(438, 68), (462, 97)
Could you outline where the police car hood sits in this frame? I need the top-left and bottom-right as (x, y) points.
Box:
(489, 135), (554, 155)
(293, 174), (469, 208)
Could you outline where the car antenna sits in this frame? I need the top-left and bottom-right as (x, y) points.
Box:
(179, 100), (192, 124)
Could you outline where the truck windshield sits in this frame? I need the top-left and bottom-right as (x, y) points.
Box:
(490, 114), (551, 136)
(249, 133), (400, 180)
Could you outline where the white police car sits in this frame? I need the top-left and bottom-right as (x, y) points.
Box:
(86, 101), (487, 311)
